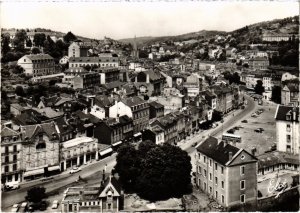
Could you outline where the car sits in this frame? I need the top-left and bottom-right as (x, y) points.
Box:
(254, 128), (263, 133)
(70, 167), (81, 174)
(19, 202), (28, 213)
(227, 129), (235, 134)
(251, 113), (258, 117)
(241, 120), (248, 123)
(257, 128), (264, 131)
(11, 204), (19, 212)
(51, 200), (59, 209)
(5, 182), (20, 191)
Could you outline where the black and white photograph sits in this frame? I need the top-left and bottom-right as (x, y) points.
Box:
(0, 0), (299, 212)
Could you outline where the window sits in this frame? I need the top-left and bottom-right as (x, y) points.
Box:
(5, 156), (9, 163)
(215, 163), (218, 171)
(5, 146), (8, 154)
(5, 166), (9, 172)
(209, 159), (212, 167)
(240, 166), (245, 175)
(204, 156), (206, 163)
(240, 180), (245, 190)
(286, 124), (291, 132)
(286, 135), (291, 143)
(222, 195), (225, 204)
(13, 145), (17, 152)
(215, 177), (218, 185)
(13, 155), (17, 161)
(209, 173), (212, 181)
(240, 194), (245, 203)
(221, 181), (224, 189)
(209, 186), (212, 194)
(221, 166), (224, 174)
(204, 169), (207, 177)
(204, 182), (207, 190)
(198, 166), (202, 174)
(13, 164), (17, 171)
(215, 191), (218, 199)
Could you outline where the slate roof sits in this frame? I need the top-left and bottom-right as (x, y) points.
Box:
(1, 127), (19, 137)
(149, 101), (164, 109)
(25, 54), (53, 61)
(103, 81), (125, 90)
(69, 57), (118, 63)
(275, 105), (299, 122)
(257, 151), (299, 169)
(20, 122), (58, 140)
(94, 95), (114, 108)
(196, 136), (240, 166)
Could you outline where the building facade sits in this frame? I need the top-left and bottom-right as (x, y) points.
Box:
(275, 105), (299, 155)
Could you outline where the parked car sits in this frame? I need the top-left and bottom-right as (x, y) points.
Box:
(254, 128), (263, 133)
(5, 182), (20, 191)
(51, 200), (59, 209)
(70, 166), (81, 174)
(227, 129), (235, 134)
(11, 204), (19, 212)
(241, 120), (248, 123)
(251, 113), (258, 117)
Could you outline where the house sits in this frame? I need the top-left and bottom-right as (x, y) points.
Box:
(149, 101), (164, 119)
(59, 56), (69, 65)
(10, 103), (28, 116)
(68, 41), (91, 57)
(275, 105), (299, 154)
(94, 115), (134, 146)
(134, 70), (165, 96)
(149, 94), (184, 114)
(281, 84), (299, 106)
(195, 137), (258, 210)
(89, 95), (114, 119)
(109, 97), (149, 134)
(211, 85), (234, 114)
(21, 122), (60, 180)
(248, 57), (269, 70)
(61, 175), (123, 212)
(1, 127), (23, 184)
(281, 72), (298, 82)
(142, 128), (164, 145)
(184, 73), (204, 97)
(17, 54), (55, 77)
(262, 34), (299, 42)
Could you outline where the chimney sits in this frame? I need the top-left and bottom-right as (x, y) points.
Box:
(229, 151), (233, 160)
(292, 107), (297, 121)
(251, 147), (256, 156)
(102, 169), (105, 180)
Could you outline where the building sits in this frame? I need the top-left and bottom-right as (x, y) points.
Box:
(21, 122), (60, 180)
(262, 34), (299, 42)
(281, 72), (298, 82)
(275, 105), (299, 154)
(134, 70), (165, 96)
(109, 97), (149, 134)
(17, 54), (55, 77)
(73, 72), (100, 90)
(59, 56), (69, 65)
(248, 57), (269, 70)
(60, 136), (98, 171)
(95, 67), (120, 84)
(94, 115), (133, 146)
(61, 175), (123, 212)
(68, 42), (91, 58)
(1, 127), (23, 184)
(195, 137), (258, 209)
(149, 101), (164, 119)
(281, 84), (299, 106)
(69, 56), (119, 69)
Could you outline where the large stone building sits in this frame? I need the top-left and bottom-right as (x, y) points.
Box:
(68, 41), (90, 58)
(281, 84), (299, 107)
(248, 57), (269, 70)
(17, 54), (55, 77)
(69, 55), (119, 69)
(134, 70), (165, 96)
(21, 122), (60, 180)
(195, 137), (258, 210)
(73, 72), (100, 90)
(275, 105), (299, 155)
(1, 126), (23, 184)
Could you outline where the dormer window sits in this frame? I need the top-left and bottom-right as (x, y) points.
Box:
(286, 114), (291, 121)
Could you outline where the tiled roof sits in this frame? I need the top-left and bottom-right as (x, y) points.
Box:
(257, 151), (299, 169)
(149, 101), (164, 109)
(94, 95), (114, 108)
(196, 137), (240, 166)
(103, 81), (125, 90)
(34, 107), (64, 119)
(24, 54), (53, 61)
(275, 105), (299, 122)
(21, 122), (58, 140)
(121, 96), (147, 107)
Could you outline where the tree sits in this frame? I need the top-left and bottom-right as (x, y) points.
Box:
(114, 144), (141, 191)
(271, 86), (281, 104)
(31, 47), (41, 54)
(136, 144), (192, 201)
(26, 39), (32, 47)
(26, 186), (46, 203)
(63, 31), (77, 44)
(1, 33), (11, 55)
(15, 86), (25, 97)
(33, 33), (46, 47)
(254, 80), (265, 95)
(138, 140), (156, 156)
(212, 110), (223, 122)
(13, 30), (27, 52)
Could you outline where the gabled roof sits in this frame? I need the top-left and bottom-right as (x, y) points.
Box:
(196, 137), (240, 166)
(149, 101), (164, 109)
(121, 96), (147, 107)
(99, 176), (122, 197)
(23, 54), (53, 61)
(94, 95), (114, 108)
(21, 122), (58, 140)
(275, 105), (299, 122)
(1, 127), (20, 137)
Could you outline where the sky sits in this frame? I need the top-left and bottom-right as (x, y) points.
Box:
(1, 1), (299, 40)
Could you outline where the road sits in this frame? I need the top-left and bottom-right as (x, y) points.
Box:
(2, 95), (255, 210)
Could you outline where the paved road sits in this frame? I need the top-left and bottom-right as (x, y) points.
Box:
(2, 95), (255, 210)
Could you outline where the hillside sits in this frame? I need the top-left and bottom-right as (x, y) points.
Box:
(119, 30), (226, 45)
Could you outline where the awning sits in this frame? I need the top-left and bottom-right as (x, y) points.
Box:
(134, 132), (142, 137)
(99, 148), (113, 156)
(48, 165), (60, 172)
(112, 141), (122, 147)
(23, 168), (44, 177)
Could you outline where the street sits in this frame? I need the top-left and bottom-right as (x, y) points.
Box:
(2, 95), (255, 211)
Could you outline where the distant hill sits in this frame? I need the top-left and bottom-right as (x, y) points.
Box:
(119, 15), (299, 46)
(119, 30), (226, 45)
